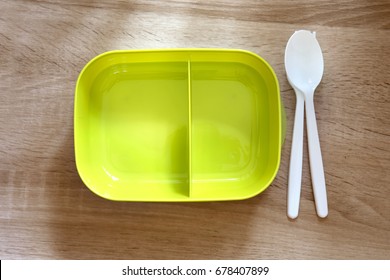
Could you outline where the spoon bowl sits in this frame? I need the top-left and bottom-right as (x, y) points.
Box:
(285, 31), (324, 93)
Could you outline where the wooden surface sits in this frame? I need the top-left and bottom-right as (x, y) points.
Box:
(1, 0), (389, 260)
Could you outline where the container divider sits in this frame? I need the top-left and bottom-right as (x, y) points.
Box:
(187, 59), (193, 197)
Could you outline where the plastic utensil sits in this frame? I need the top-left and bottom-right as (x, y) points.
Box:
(286, 86), (304, 219)
(285, 30), (328, 218)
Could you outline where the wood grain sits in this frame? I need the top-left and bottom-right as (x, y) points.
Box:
(1, 0), (389, 259)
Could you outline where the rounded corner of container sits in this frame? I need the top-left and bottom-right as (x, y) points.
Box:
(75, 168), (118, 202)
(234, 186), (270, 201)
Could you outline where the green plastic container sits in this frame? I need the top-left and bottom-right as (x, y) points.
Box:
(74, 49), (283, 201)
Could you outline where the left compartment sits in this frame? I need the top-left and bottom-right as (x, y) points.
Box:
(75, 51), (191, 201)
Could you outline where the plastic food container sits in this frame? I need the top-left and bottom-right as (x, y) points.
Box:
(74, 49), (283, 201)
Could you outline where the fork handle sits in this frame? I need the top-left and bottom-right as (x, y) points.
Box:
(305, 93), (328, 218)
(287, 90), (304, 219)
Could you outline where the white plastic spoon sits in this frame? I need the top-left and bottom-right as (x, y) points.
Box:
(285, 30), (328, 218)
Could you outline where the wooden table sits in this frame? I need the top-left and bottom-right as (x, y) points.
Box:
(1, 0), (389, 259)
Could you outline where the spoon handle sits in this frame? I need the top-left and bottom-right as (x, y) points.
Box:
(305, 93), (328, 218)
(287, 89), (304, 219)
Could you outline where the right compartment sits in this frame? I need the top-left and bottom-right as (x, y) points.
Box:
(189, 50), (282, 200)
